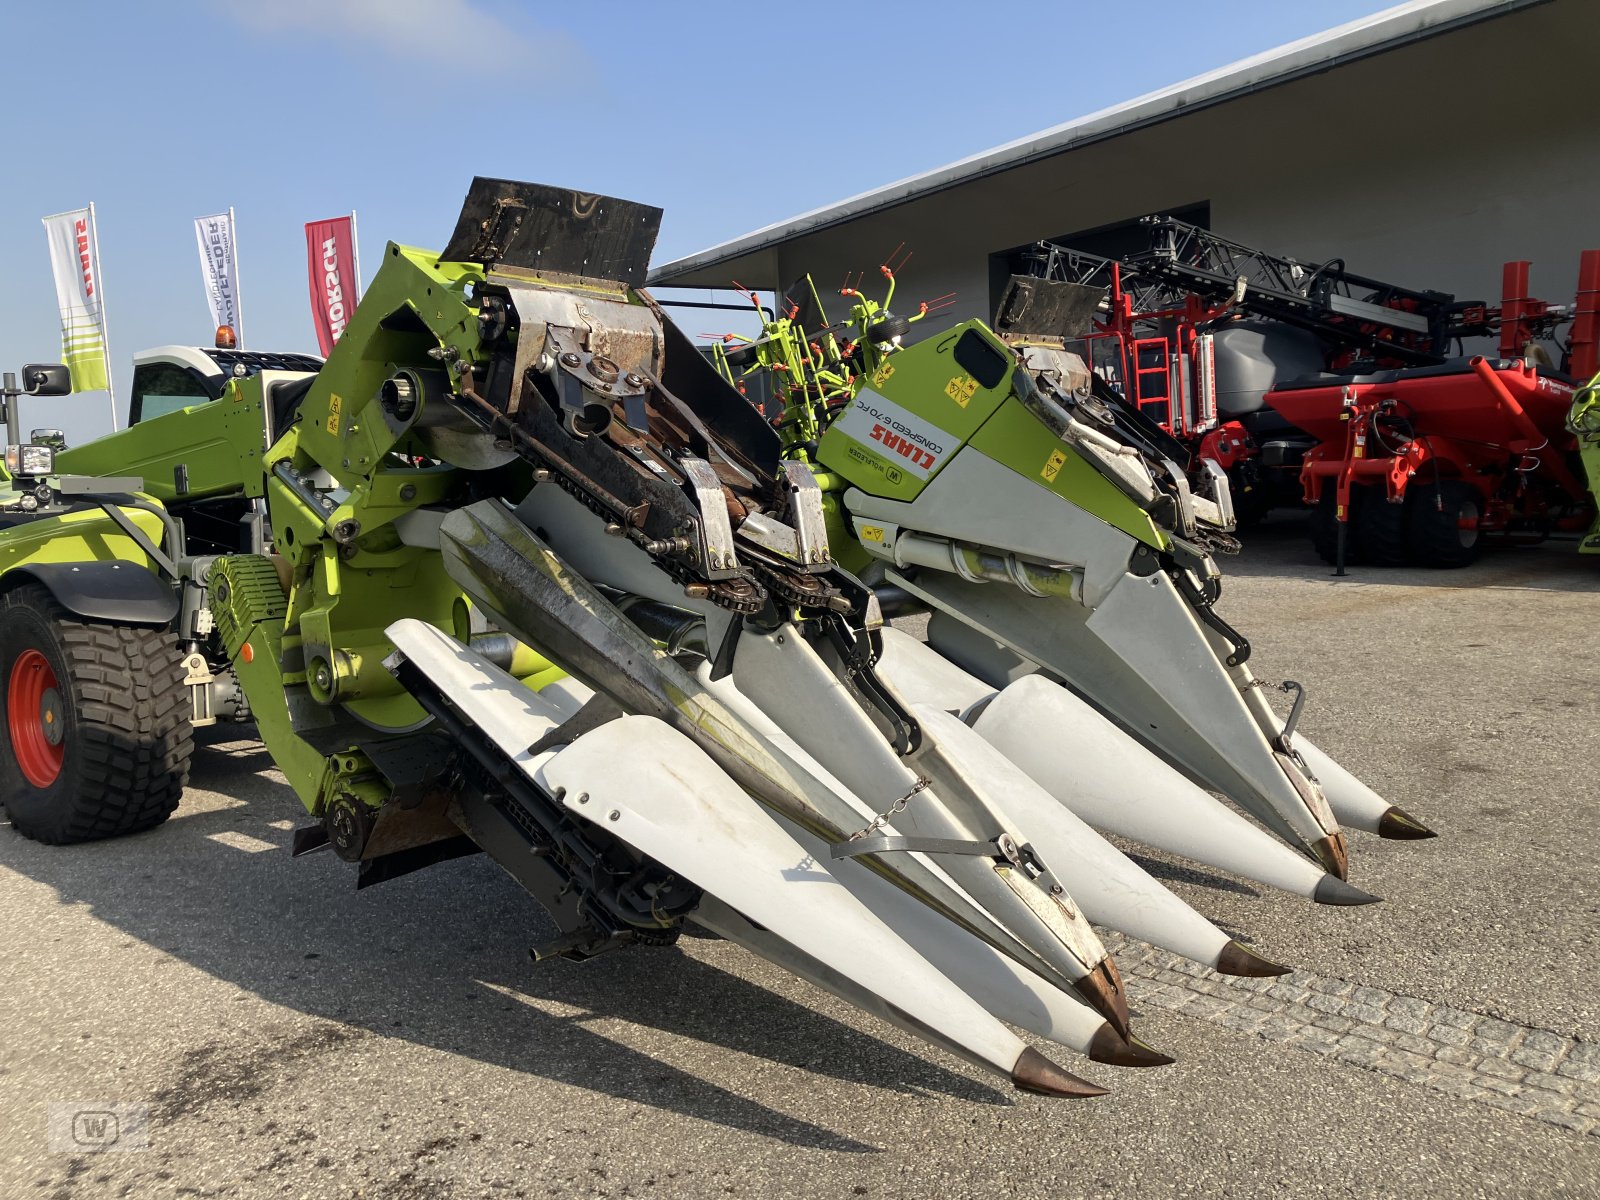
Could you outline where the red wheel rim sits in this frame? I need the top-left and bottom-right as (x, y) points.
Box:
(9, 649), (65, 788)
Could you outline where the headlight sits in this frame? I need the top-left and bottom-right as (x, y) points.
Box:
(5, 443), (55, 477)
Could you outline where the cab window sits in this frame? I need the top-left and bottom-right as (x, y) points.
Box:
(130, 362), (218, 424)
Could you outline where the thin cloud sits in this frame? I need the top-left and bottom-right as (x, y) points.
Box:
(212, 0), (580, 68)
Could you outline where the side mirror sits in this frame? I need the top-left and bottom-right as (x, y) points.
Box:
(21, 363), (71, 397)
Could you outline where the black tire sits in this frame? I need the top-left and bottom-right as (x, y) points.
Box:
(1405, 479), (1483, 568)
(865, 313), (912, 344)
(722, 343), (759, 370)
(1355, 491), (1409, 565)
(0, 584), (192, 844)
(1309, 484), (1366, 566)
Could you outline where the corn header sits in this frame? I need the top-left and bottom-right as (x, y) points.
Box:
(0, 179), (1437, 1101)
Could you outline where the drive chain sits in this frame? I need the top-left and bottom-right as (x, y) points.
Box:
(457, 383), (773, 618)
(538, 457), (770, 616)
(748, 559), (846, 615)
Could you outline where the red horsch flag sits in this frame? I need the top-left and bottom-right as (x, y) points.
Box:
(305, 215), (361, 356)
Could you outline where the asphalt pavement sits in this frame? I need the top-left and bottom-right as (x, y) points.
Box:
(2, 515), (1597, 1199)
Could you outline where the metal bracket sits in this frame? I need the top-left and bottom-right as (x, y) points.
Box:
(1162, 457), (1200, 539)
(997, 833), (1068, 897)
(54, 474), (146, 495)
(781, 461), (831, 571)
(679, 457), (739, 579)
(93, 500), (178, 578)
(1195, 457), (1238, 530)
(183, 650), (215, 727)
(545, 326), (651, 434)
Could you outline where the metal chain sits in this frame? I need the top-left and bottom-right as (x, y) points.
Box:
(1238, 678), (1299, 696)
(1196, 526), (1243, 556)
(845, 776), (931, 842)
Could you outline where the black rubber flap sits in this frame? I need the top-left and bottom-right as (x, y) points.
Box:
(441, 177), (662, 288)
(993, 275), (1105, 339)
(657, 312), (781, 477)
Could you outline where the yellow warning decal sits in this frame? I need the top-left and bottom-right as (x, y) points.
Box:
(325, 393), (344, 436)
(944, 374), (979, 407)
(873, 362), (896, 387)
(1041, 449), (1067, 482)
(860, 524), (886, 543)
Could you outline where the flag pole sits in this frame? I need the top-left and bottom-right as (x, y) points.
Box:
(89, 201), (119, 432)
(230, 206), (244, 349)
(350, 210), (363, 297)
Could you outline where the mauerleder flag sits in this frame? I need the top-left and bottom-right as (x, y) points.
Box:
(305, 214), (361, 356)
(41, 206), (113, 399)
(194, 210), (244, 345)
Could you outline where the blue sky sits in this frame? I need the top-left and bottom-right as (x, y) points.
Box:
(0, 0), (1399, 445)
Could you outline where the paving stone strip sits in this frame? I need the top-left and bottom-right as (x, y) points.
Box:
(1108, 938), (1600, 1136)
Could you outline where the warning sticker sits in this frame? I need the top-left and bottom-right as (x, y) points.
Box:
(831, 389), (954, 481)
(325, 393), (343, 437)
(873, 361), (896, 388)
(1041, 449), (1067, 482)
(944, 374), (979, 407)
(860, 524), (886, 543)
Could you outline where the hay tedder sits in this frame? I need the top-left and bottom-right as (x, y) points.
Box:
(1009, 217), (1600, 568)
(0, 179), (1437, 1101)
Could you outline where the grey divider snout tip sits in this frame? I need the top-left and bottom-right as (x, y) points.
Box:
(1313, 875), (1382, 906)
(1214, 939), (1292, 979)
(1088, 1022), (1176, 1068)
(1010, 1047), (1110, 1098)
(1376, 805), (1438, 840)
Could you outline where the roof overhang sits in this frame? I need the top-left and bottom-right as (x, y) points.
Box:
(650, 0), (1548, 287)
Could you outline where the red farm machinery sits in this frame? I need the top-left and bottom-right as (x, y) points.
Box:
(1009, 216), (1600, 569)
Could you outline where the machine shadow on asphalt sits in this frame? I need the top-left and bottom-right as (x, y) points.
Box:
(3, 728), (1018, 1152)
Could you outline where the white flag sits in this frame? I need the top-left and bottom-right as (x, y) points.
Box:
(41, 206), (111, 393)
(194, 210), (243, 344)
